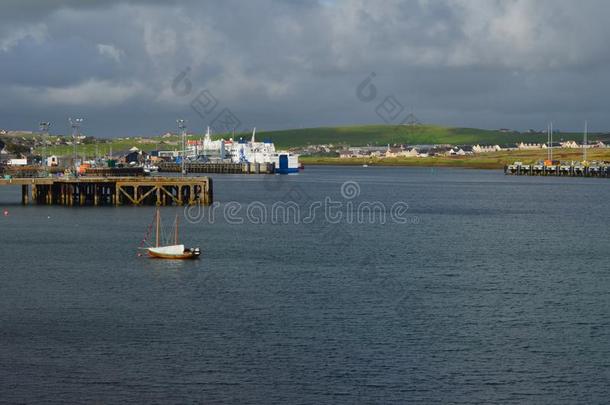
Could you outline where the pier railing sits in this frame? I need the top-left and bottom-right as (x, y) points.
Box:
(504, 163), (610, 177)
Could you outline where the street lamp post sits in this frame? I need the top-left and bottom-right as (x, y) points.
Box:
(39, 121), (51, 166)
(69, 118), (84, 176)
(177, 119), (187, 176)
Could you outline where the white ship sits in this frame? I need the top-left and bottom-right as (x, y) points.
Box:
(185, 127), (300, 173)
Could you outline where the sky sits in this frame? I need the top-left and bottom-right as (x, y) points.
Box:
(1, 0), (609, 137)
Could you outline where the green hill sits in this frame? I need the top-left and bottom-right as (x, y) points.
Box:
(262, 125), (605, 148)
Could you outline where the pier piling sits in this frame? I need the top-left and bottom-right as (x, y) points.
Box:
(21, 185), (29, 205)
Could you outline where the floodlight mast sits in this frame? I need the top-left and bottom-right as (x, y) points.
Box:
(550, 122), (553, 162)
(584, 120), (588, 162)
(177, 119), (187, 176)
(69, 118), (84, 176)
(39, 121), (51, 165)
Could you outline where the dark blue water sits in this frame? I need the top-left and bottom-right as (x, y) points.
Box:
(1, 166), (610, 404)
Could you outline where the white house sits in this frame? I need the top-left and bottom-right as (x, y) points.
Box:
(560, 140), (579, 148)
(473, 144), (502, 153)
(517, 142), (547, 150)
(401, 148), (419, 157)
(385, 147), (402, 158)
(450, 147), (466, 156)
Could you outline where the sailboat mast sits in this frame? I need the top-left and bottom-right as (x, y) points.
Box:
(156, 208), (160, 248)
(175, 213), (179, 245)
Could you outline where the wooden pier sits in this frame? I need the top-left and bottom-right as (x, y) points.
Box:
(0, 176), (213, 206)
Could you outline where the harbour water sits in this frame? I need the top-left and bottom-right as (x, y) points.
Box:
(1, 166), (610, 403)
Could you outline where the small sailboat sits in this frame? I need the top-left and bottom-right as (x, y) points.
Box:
(145, 207), (201, 260)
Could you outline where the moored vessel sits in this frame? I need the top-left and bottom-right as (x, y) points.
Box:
(144, 208), (201, 260)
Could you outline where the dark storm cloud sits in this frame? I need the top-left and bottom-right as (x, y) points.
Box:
(1, 0), (610, 136)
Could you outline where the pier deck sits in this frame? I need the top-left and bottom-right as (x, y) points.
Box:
(0, 176), (213, 206)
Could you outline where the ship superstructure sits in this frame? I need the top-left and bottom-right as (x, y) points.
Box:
(184, 127), (299, 172)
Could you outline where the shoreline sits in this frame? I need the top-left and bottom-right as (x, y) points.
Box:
(300, 157), (502, 170)
(300, 149), (610, 170)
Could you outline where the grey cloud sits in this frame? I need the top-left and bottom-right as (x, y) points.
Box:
(1, 0), (610, 136)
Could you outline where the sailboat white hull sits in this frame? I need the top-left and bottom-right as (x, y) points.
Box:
(147, 244), (201, 260)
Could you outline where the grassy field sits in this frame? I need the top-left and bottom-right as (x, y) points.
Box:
(29, 124), (608, 156)
(301, 149), (610, 170)
(43, 140), (162, 157)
